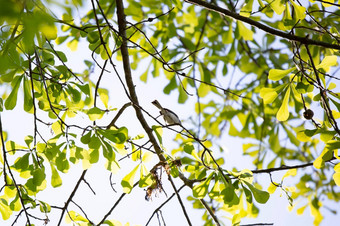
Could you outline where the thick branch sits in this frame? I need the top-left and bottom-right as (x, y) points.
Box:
(184, 0), (340, 50)
(115, 0), (165, 159)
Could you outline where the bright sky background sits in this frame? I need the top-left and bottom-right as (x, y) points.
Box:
(2, 1), (340, 225)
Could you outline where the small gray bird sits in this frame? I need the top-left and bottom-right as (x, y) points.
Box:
(152, 100), (181, 125)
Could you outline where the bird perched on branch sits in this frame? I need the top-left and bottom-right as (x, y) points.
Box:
(152, 100), (181, 125)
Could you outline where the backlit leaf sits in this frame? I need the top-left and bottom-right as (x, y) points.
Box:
(244, 181), (270, 204)
(121, 164), (140, 193)
(236, 21), (253, 41)
(268, 67), (295, 81)
(276, 86), (290, 121)
(290, 0), (306, 20)
(193, 172), (214, 199)
(316, 55), (337, 72)
(87, 107), (104, 121)
(51, 164), (62, 187)
(5, 76), (23, 110)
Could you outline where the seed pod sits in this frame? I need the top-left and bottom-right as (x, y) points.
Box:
(303, 109), (314, 120)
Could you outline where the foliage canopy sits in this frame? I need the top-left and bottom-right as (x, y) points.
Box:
(1, 0), (340, 225)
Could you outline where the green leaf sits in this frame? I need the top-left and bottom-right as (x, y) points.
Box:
(267, 0), (285, 15)
(325, 140), (340, 150)
(320, 131), (336, 142)
(12, 153), (30, 171)
(244, 181), (270, 204)
(313, 147), (333, 169)
(193, 172), (214, 199)
(260, 84), (287, 104)
(276, 86), (290, 121)
(88, 135), (101, 149)
(316, 55), (337, 72)
(333, 172), (340, 187)
(51, 164), (62, 187)
(152, 125), (163, 145)
(0, 199), (12, 220)
(121, 164), (140, 193)
(89, 148), (99, 164)
(240, 0), (254, 17)
(5, 76), (23, 110)
(87, 107), (104, 121)
(6, 140), (27, 153)
(139, 164), (153, 188)
(236, 21), (253, 41)
(268, 67), (295, 81)
(297, 129), (317, 142)
(23, 76), (33, 112)
(222, 24), (233, 44)
(290, 0), (306, 20)
(39, 201), (51, 213)
(56, 152), (70, 172)
(80, 131), (92, 144)
(100, 127), (128, 144)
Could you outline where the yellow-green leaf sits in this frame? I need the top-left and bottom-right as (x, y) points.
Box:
(193, 172), (214, 199)
(333, 172), (340, 186)
(267, 182), (278, 194)
(51, 164), (62, 187)
(0, 199), (12, 220)
(244, 181), (270, 204)
(67, 39), (78, 51)
(152, 125), (163, 145)
(4, 76), (23, 110)
(290, 0), (306, 20)
(237, 21), (253, 41)
(40, 24), (58, 40)
(121, 164), (140, 193)
(316, 55), (337, 72)
(87, 107), (104, 121)
(282, 168), (297, 179)
(276, 87), (290, 121)
(222, 24), (233, 44)
(297, 205), (307, 215)
(240, 0), (254, 17)
(139, 164), (153, 188)
(98, 88), (109, 108)
(268, 68), (295, 81)
(268, 0), (285, 15)
(296, 129), (316, 142)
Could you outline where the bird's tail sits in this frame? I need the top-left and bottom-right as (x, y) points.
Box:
(151, 100), (163, 109)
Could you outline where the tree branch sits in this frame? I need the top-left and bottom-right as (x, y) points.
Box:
(57, 170), (87, 226)
(251, 157), (336, 174)
(184, 0), (340, 50)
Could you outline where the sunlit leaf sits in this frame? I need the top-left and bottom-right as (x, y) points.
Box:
(268, 67), (295, 81)
(5, 76), (23, 110)
(121, 164), (140, 193)
(193, 172), (214, 199)
(87, 107), (104, 121)
(244, 181), (270, 204)
(152, 125), (163, 145)
(236, 21), (253, 41)
(51, 164), (62, 187)
(268, 0), (285, 15)
(316, 55), (337, 72)
(290, 0), (306, 20)
(276, 86), (290, 121)
(0, 199), (12, 220)
(240, 0), (254, 17)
